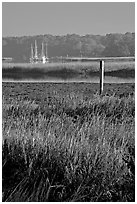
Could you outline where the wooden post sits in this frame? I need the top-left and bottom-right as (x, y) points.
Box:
(99, 60), (104, 95)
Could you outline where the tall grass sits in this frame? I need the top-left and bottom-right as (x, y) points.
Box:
(2, 60), (135, 72)
(2, 61), (135, 81)
(2, 92), (135, 202)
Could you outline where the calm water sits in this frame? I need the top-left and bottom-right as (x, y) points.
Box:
(3, 76), (135, 83)
(2, 62), (135, 83)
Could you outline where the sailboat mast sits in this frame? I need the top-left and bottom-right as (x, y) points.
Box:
(30, 44), (34, 63)
(45, 43), (48, 58)
(31, 44), (34, 59)
(34, 40), (38, 59)
(41, 42), (45, 57)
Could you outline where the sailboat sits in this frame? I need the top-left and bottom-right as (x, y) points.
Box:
(41, 42), (49, 63)
(30, 40), (49, 64)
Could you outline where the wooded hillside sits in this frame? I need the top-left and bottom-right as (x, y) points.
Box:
(2, 32), (135, 62)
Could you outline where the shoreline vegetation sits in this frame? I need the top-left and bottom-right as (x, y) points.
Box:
(2, 61), (135, 81)
(2, 82), (135, 202)
(3, 32), (135, 63)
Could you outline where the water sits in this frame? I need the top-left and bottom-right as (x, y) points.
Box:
(3, 76), (135, 84)
(2, 62), (135, 83)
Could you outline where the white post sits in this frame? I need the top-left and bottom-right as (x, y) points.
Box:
(100, 60), (104, 95)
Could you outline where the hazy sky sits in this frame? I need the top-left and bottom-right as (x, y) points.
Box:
(2, 2), (135, 37)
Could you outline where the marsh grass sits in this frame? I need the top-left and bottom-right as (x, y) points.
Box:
(2, 91), (135, 202)
(2, 60), (135, 70)
(2, 61), (135, 81)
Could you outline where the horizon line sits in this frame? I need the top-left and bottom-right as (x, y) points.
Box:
(2, 31), (135, 38)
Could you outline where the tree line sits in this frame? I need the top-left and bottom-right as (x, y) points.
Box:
(2, 32), (135, 62)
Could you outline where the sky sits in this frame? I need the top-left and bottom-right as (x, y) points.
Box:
(2, 2), (135, 37)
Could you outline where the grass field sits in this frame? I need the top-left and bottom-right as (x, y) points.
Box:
(2, 82), (135, 202)
(2, 61), (135, 81)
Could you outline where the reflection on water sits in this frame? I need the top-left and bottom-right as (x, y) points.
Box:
(2, 64), (135, 83)
(104, 76), (134, 84)
(3, 76), (135, 83)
